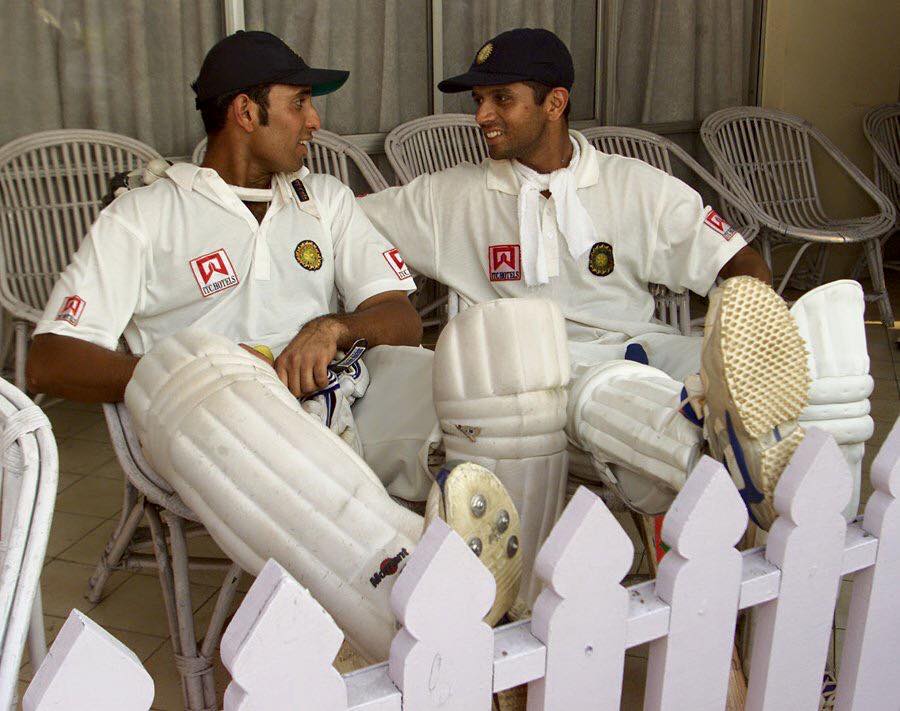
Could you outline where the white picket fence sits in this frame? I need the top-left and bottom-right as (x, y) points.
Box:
(22, 421), (900, 710)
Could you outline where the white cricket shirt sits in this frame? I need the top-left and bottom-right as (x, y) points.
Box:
(360, 131), (746, 341)
(35, 163), (415, 356)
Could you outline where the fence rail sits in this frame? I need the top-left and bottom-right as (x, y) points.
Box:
(23, 420), (900, 710)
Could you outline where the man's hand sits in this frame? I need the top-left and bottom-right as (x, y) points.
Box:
(275, 317), (349, 396)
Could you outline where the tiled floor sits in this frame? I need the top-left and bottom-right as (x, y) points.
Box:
(18, 304), (900, 710)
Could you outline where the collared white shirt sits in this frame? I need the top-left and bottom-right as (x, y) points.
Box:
(35, 163), (415, 356)
(360, 131), (746, 342)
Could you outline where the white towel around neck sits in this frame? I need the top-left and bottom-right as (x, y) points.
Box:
(512, 137), (598, 286)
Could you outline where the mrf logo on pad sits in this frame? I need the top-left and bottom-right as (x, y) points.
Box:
(56, 295), (86, 326)
(703, 208), (736, 241)
(369, 548), (409, 588)
(189, 249), (239, 297)
(488, 244), (521, 281)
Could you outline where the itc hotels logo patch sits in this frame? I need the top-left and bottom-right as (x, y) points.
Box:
(488, 244), (521, 282)
(189, 249), (239, 297)
(56, 295), (86, 326)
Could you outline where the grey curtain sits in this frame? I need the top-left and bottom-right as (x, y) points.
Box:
(1, 0), (223, 155)
(245, 0), (430, 135)
(2, 0), (756, 154)
(611, 0), (755, 125)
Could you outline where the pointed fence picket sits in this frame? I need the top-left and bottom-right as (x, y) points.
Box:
(24, 421), (900, 711)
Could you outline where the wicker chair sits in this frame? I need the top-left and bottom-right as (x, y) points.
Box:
(0, 378), (57, 709)
(862, 103), (900, 277)
(700, 106), (896, 326)
(0, 130), (162, 391)
(580, 126), (761, 335)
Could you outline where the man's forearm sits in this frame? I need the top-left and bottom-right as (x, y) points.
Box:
(319, 294), (423, 350)
(718, 245), (772, 284)
(27, 334), (139, 403)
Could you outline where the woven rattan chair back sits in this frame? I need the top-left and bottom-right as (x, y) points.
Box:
(192, 129), (388, 192)
(384, 114), (488, 183)
(0, 130), (161, 322)
(581, 126), (762, 334)
(0, 378), (57, 709)
(700, 107), (836, 230)
(864, 103), (900, 217)
(702, 106), (896, 324)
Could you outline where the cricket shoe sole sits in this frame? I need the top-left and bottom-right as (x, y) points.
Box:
(700, 276), (811, 529)
(424, 461), (522, 625)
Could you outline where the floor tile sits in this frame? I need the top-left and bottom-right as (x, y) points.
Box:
(870, 398), (899, 424)
(45, 511), (108, 559)
(70, 418), (115, 445)
(88, 572), (218, 637)
(621, 655), (647, 709)
(89, 456), (128, 480)
(870, 377), (900, 401)
(55, 472), (84, 495)
(56, 437), (117, 475)
(55, 475), (123, 517)
(39, 560), (130, 618)
(54, 516), (127, 568)
(45, 405), (103, 439)
(834, 579), (852, 630)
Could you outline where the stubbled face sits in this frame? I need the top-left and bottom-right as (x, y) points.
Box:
(251, 84), (320, 173)
(472, 83), (549, 161)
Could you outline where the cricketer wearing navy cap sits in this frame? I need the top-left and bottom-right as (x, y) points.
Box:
(439, 28), (576, 168)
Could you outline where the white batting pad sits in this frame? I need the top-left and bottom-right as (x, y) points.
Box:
(125, 329), (423, 661)
(569, 360), (702, 515)
(433, 298), (570, 603)
(791, 280), (874, 519)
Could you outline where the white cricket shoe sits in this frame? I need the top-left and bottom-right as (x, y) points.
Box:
(700, 276), (811, 529)
(424, 461), (522, 625)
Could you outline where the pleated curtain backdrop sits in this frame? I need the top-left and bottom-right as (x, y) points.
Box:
(1, 0), (755, 155)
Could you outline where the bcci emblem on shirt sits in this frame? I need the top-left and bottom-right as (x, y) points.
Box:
(488, 244), (521, 281)
(588, 242), (614, 277)
(190, 249), (239, 297)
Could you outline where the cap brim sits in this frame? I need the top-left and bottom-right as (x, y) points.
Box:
(280, 67), (349, 96)
(437, 70), (529, 94)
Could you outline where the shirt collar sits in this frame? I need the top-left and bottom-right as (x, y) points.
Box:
(484, 130), (600, 195)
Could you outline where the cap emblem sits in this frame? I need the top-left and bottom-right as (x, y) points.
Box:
(476, 42), (493, 65)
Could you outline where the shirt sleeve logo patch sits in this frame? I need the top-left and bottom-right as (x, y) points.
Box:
(294, 240), (323, 271)
(703, 208), (736, 241)
(56, 295), (86, 326)
(382, 248), (411, 279)
(588, 242), (614, 277)
(189, 249), (239, 297)
(488, 244), (521, 281)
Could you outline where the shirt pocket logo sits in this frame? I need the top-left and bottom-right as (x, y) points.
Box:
(588, 242), (615, 277)
(189, 248), (239, 297)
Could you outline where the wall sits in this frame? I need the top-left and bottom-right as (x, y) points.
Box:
(762, 0), (899, 217)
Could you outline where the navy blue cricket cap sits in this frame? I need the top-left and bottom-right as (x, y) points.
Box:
(192, 31), (349, 108)
(438, 28), (574, 94)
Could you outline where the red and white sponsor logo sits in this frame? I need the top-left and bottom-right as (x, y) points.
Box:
(189, 249), (239, 297)
(382, 248), (411, 279)
(56, 295), (86, 326)
(488, 244), (521, 281)
(703, 208), (736, 241)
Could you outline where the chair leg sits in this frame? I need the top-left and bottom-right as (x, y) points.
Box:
(163, 511), (217, 711)
(86, 479), (144, 603)
(862, 237), (895, 327)
(27, 590), (47, 669)
(14, 321), (27, 393)
(197, 563), (243, 705)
